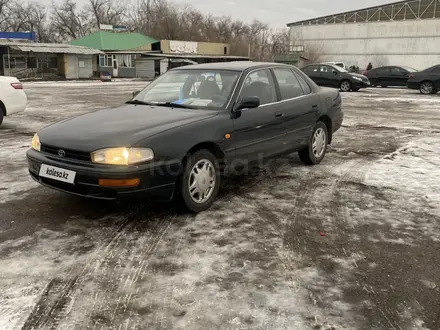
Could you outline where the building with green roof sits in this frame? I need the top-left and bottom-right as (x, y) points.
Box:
(71, 30), (157, 78)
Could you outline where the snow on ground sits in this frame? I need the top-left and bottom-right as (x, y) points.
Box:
(0, 85), (439, 329)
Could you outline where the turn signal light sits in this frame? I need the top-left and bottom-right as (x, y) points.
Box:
(98, 178), (140, 187)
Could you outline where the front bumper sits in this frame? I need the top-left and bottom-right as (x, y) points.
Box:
(26, 148), (180, 201)
(352, 80), (370, 88)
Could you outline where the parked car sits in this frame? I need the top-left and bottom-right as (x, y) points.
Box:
(0, 76), (27, 126)
(301, 63), (370, 92)
(407, 64), (440, 94)
(27, 62), (343, 212)
(364, 66), (418, 87)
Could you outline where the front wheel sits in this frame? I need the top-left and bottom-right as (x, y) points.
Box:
(339, 80), (351, 92)
(420, 81), (434, 95)
(299, 122), (328, 166)
(178, 149), (221, 213)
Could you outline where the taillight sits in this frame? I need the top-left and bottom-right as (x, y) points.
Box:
(409, 74), (415, 79)
(11, 82), (23, 89)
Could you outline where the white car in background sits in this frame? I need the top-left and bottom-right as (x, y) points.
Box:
(0, 76), (27, 126)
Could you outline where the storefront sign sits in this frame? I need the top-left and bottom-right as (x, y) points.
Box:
(169, 41), (198, 54)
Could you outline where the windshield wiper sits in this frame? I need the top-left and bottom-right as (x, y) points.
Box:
(125, 100), (156, 106)
(154, 102), (196, 109)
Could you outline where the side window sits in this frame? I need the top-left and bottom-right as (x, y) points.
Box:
(377, 67), (389, 73)
(273, 68), (304, 100)
(294, 71), (312, 95)
(304, 65), (319, 73)
(319, 65), (330, 73)
(390, 67), (402, 74)
(240, 69), (277, 105)
(432, 66), (440, 73)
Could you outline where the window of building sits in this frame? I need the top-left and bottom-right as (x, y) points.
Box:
(3, 55), (26, 69)
(115, 54), (133, 68)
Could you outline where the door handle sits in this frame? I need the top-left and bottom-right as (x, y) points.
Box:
(275, 112), (284, 118)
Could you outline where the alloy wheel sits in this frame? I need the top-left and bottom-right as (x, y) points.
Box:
(188, 159), (216, 204)
(421, 82), (433, 94)
(312, 127), (326, 158)
(340, 81), (351, 92)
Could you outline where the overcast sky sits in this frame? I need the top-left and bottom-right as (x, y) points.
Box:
(49, 0), (398, 29)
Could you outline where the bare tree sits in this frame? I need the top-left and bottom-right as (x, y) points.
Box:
(302, 43), (325, 63)
(51, 0), (92, 40)
(88, 0), (126, 27)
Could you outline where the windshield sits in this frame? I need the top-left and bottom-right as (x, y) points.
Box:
(333, 65), (348, 73)
(133, 69), (241, 110)
(401, 66), (418, 72)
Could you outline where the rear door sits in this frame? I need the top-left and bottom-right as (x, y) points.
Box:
(272, 67), (319, 149)
(302, 65), (320, 85)
(377, 67), (391, 85)
(231, 68), (285, 162)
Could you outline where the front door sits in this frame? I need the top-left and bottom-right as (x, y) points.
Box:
(112, 58), (118, 77)
(231, 68), (285, 166)
(390, 67), (408, 86)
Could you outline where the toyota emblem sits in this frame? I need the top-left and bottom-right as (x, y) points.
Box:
(58, 149), (66, 157)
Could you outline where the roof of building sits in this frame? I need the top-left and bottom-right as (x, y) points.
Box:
(71, 31), (157, 51)
(0, 41), (103, 54)
(287, 0), (439, 26)
(140, 53), (250, 60)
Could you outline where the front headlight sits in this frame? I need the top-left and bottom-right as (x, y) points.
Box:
(91, 147), (154, 165)
(352, 76), (362, 81)
(31, 133), (41, 151)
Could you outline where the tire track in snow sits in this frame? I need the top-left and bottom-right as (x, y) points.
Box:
(21, 204), (145, 329)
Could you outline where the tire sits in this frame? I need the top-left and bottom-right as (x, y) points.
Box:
(420, 81), (434, 95)
(0, 103), (4, 126)
(178, 149), (221, 213)
(369, 79), (377, 87)
(339, 80), (351, 92)
(299, 121), (328, 166)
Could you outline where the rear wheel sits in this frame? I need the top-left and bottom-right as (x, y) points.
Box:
(178, 149), (220, 213)
(420, 81), (434, 95)
(299, 121), (328, 166)
(339, 80), (351, 92)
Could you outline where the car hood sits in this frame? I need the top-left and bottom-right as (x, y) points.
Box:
(39, 104), (218, 151)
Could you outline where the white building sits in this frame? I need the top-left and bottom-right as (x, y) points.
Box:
(288, 0), (440, 70)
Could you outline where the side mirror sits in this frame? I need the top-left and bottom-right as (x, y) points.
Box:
(133, 90), (140, 97)
(235, 96), (260, 111)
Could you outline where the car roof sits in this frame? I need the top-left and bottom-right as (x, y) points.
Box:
(171, 61), (294, 72)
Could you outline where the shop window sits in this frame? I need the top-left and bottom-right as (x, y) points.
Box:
(27, 57), (37, 69)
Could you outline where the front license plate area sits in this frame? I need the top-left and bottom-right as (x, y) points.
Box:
(39, 164), (76, 184)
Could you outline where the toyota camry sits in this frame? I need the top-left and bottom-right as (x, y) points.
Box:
(27, 61), (343, 212)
